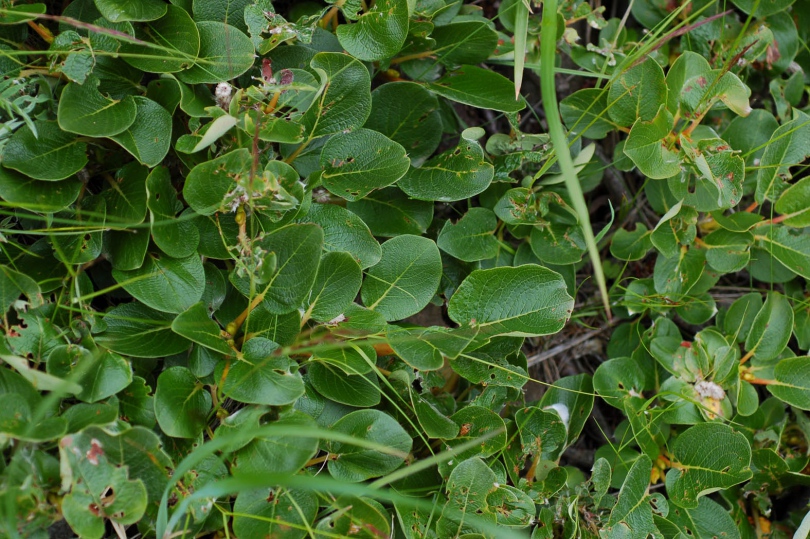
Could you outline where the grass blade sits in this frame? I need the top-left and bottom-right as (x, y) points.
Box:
(539, 0), (612, 320)
(513, 0), (530, 99)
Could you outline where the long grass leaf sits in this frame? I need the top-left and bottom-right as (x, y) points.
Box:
(513, 0), (530, 99)
(539, 0), (612, 319)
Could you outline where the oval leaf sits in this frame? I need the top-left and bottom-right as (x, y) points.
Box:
(448, 265), (574, 337)
(112, 252), (206, 314)
(361, 235), (442, 321)
(320, 128), (410, 201)
(665, 422), (753, 508)
(154, 366), (211, 438)
(1, 121), (87, 181)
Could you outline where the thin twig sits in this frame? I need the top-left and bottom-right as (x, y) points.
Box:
(526, 326), (609, 368)
(630, 10), (734, 68)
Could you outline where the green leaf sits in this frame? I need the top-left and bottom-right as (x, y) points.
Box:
(46, 345), (132, 403)
(320, 128), (410, 201)
(112, 252), (206, 314)
(608, 58), (667, 127)
(611, 223), (652, 261)
(54, 38), (96, 82)
(67, 424), (172, 514)
(653, 247), (708, 297)
(515, 406), (567, 462)
(391, 370), (458, 438)
(755, 111), (810, 203)
(231, 223), (323, 314)
(326, 409), (412, 482)
(191, 114), (238, 152)
(307, 361), (381, 407)
(703, 229), (752, 273)
(398, 133), (494, 202)
(62, 402), (119, 433)
(1, 346), (82, 396)
(327, 304), (385, 337)
(243, 304), (301, 346)
(96, 302), (191, 357)
(302, 203), (381, 269)
(316, 497), (391, 537)
(756, 225), (810, 279)
(119, 377), (156, 427)
(529, 222), (586, 265)
(176, 22), (254, 84)
(724, 292), (762, 343)
(304, 252), (362, 323)
(486, 484), (534, 527)
(62, 459), (147, 539)
(361, 235), (442, 321)
(0, 396), (66, 442)
(192, 212), (238, 260)
(102, 162), (149, 226)
(336, 0), (408, 62)
(388, 326), (475, 371)
(560, 88), (617, 140)
(109, 96), (172, 166)
(676, 292), (717, 325)
(593, 356), (647, 406)
(120, 5), (199, 72)
(665, 50), (711, 113)
(57, 77), (137, 137)
(347, 187), (433, 237)
(679, 137), (745, 211)
(146, 166), (200, 258)
(311, 342), (375, 376)
(680, 70), (751, 119)
(767, 357), (810, 410)
(0, 167), (82, 213)
(444, 405), (507, 468)
(1, 121), (87, 181)
(431, 21), (499, 66)
(436, 457), (497, 537)
(0, 3), (46, 24)
(724, 109), (779, 167)
(650, 201), (697, 259)
(427, 66), (525, 113)
(624, 105), (680, 179)
(221, 338), (304, 406)
(451, 336), (527, 389)
(665, 496), (742, 539)
(94, 0), (167, 22)
(154, 366), (211, 438)
(437, 208), (500, 262)
(233, 488), (318, 539)
(748, 246), (797, 283)
(170, 74), (216, 117)
(732, 0), (795, 17)
(104, 228), (150, 271)
(300, 52), (372, 139)
(364, 81), (442, 165)
(448, 265), (574, 337)
(232, 410), (319, 477)
(183, 148), (252, 215)
(540, 374), (594, 447)
(0, 265), (40, 313)
(709, 211), (763, 233)
(604, 456), (665, 539)
(665, 423), (753, 508)
(51, 195), (106, 265)
(171, 302), (233, 356)
(775, 177), (810, 227)
(743, 291), (793, 362)
(192, 0), (253, 31)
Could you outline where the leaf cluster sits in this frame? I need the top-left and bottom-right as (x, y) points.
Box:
(0, 0), (809, 537)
